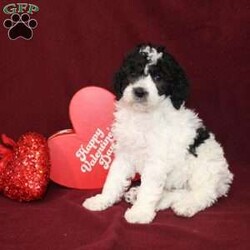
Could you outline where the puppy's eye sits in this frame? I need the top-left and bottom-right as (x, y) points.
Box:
(130, 71), (137, 77)
(129, 67), (137, 76)
(151, 73), (162, 81)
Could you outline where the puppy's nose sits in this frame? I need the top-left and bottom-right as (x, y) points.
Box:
(133, 87), (148, 98)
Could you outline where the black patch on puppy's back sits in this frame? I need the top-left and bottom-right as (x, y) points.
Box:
(189, 127), (210, 157)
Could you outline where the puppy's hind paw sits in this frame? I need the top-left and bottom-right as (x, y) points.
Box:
(82, 194), (111, 211)
(171, 198), (199, 217)
(124, 187), (139, 204)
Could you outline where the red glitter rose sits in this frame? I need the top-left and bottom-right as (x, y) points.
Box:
(0, 132), (50, 201)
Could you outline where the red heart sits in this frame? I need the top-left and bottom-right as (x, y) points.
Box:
(0, 132), (50, 201)
(48, 86), (116, 189)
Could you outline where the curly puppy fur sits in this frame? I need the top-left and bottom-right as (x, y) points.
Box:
(83, 43), (233, 224)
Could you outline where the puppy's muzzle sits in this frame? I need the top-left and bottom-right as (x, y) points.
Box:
(133, 87), (148, 101)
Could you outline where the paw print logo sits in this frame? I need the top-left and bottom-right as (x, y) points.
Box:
(3, 13), (38, 40)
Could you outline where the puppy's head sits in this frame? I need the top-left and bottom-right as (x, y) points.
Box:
(114, 43), (189, 110)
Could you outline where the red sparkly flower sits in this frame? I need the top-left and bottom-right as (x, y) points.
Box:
(0, 132), (50, 201)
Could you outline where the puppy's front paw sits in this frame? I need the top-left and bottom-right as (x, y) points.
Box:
(82, 194), (111, 211)
(124, 207), (156, 224)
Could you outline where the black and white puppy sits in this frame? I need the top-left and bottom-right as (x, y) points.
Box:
(83, 44), (233, 224)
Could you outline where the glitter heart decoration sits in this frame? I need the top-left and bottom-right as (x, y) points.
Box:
(0, 132), (50, 201)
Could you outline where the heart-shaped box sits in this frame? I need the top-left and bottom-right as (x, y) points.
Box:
(48, 86), (116, 189)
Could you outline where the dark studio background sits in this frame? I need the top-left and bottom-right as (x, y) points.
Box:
(0, 0), (249, 164)
(0, 1), (249, 250)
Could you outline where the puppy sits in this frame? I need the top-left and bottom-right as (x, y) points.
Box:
(83, 44), (233, 224)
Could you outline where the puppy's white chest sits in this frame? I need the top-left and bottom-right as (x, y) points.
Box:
(114, 112), (162, 174)
(115, 113), (155, 150)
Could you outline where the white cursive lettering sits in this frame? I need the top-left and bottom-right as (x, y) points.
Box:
(75, 128), (114, 173)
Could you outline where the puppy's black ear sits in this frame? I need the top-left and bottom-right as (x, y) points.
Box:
(170, 70), (189, 109)
(113, 69), (126, 100)
(113, 45), (147, 100)
(162, 53), (189, 109)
